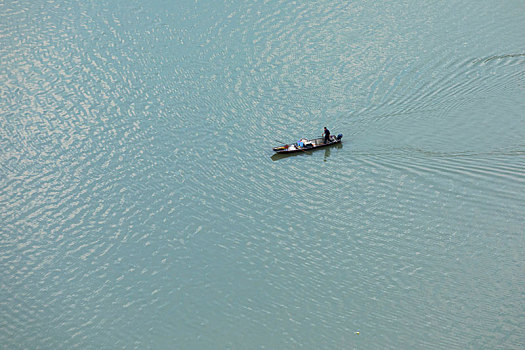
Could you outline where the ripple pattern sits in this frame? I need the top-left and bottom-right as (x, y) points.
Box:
(1, 0), (524, 349)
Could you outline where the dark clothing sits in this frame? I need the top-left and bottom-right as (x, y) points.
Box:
(324, 128), (330, 143)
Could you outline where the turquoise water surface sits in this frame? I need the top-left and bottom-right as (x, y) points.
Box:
(1, 0), (524, 349)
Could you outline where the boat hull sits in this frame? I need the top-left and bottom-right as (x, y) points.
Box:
(272, 136), (342, 154)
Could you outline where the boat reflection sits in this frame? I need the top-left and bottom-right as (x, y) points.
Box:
(270, 142), (343, 161)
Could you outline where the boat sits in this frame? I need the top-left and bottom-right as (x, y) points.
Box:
(272, 134), (343, 154)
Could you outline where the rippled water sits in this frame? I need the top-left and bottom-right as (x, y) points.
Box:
(1, 0), (524, 348)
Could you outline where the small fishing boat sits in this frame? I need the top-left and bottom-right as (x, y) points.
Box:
(272, 134), (343, 154)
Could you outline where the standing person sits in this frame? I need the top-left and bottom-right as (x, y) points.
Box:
(323, 127), (331, 144)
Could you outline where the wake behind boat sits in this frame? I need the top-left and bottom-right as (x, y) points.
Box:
(272, 134), (343, 154)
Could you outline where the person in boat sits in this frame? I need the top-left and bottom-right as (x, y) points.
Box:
(323, 127), (331, 144)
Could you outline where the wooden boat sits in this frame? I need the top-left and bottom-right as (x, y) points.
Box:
(272, 134), (343, 154)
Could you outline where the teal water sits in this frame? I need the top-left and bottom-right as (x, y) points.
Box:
(1, 0), (524, 348)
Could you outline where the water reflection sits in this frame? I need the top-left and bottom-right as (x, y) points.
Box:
(323, 147), (331, 161)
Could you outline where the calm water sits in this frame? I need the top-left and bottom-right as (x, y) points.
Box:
(1, 0), (524, 348)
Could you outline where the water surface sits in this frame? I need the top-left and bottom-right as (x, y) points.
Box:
(1, 0), (524, 348)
